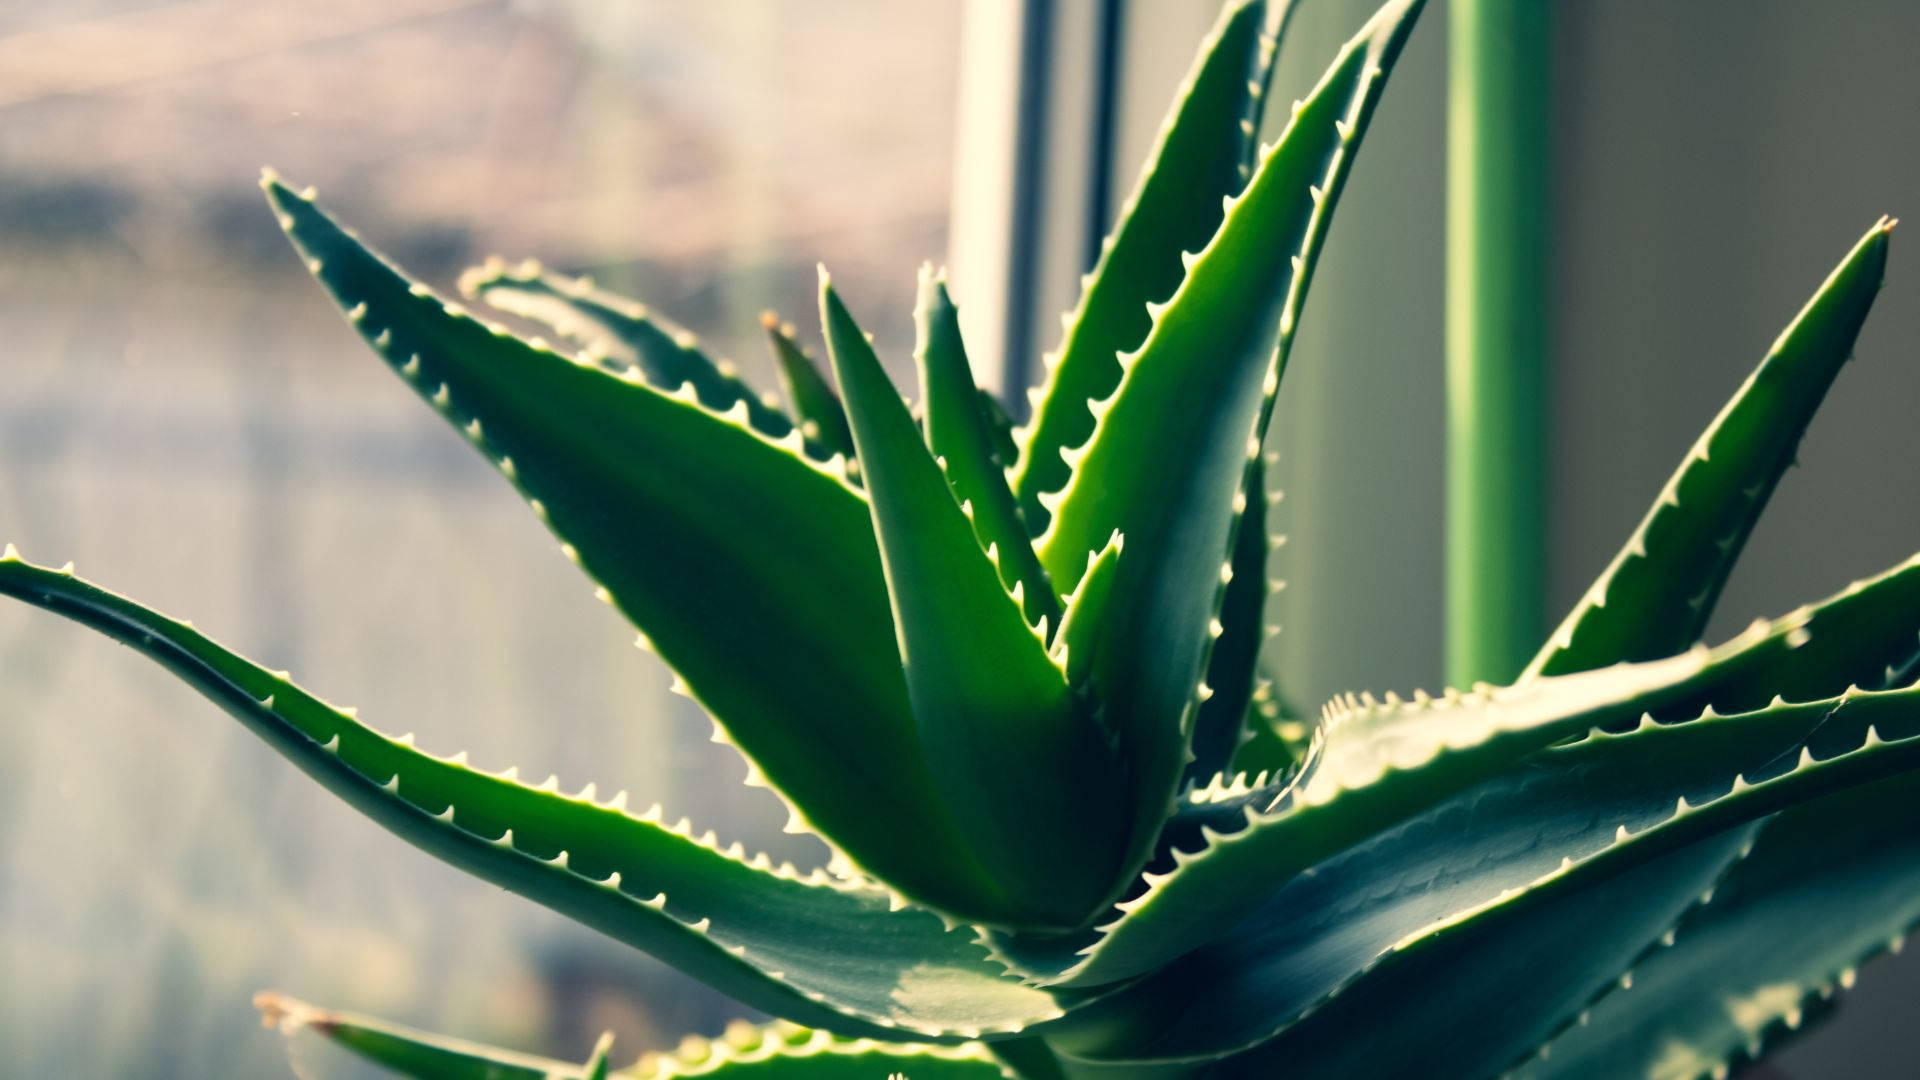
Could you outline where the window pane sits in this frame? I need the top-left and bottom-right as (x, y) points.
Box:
(0, 3), (959, 1074)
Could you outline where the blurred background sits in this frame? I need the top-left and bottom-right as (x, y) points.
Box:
(0, 1), (1916, 1076)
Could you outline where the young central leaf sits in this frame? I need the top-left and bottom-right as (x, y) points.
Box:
(821, 275), (1126, 928)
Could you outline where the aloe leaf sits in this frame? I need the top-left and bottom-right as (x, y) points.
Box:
(1527, 219), (1894, 679)
(263, 176), (1026, 925)
(915, 267), (1059, 629)
(1010, 0), (1279, 533)
(1523, 552), (1920, 1079)
(1661, 553), (1920, 723)
(821, 275), (1126, 927)
(1048, 684), (1920, 1070)
(1185, 455), (1270, 782)
(460, 259), (814, 455)
(258, 993), (593, 1079)
(260, 997), (1015, 1080)
(992, 647), (1714, 987)
(1519, 775), (1920, 1080)
(0, 555), (1071, 1040)
(996, 572), (1888, 988)
(761, 312), (857, 460)
(1033, 0), (1427, 904)
(624, 1022), (1017, 1079)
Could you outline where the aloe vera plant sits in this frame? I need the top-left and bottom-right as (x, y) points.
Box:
(6, 0), (1917, 1075)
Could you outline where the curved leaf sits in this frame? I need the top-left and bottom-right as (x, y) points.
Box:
(261, 997), (1015, 1080)
(1649, 550), (1920, 722)
(459, 259), (811, 453)
(822, 277), (1126, 928)
(1528, 219), (1894, 678)
(258, 993), (595, 1079)
(1048, 684), (1920, 1069)
(1033, 0), (1428, 907)
(916, 268), (1059, 629)
(0, 555), (1070, 1040)
(629, 1022), (1017, 1080)
(1011, 0), (1280, 531)
(992, 647), (1716, 987)
(264, 176), (1016, 923)
(995, 564), (1903, 989)
(1520, 774), (1920, 1080)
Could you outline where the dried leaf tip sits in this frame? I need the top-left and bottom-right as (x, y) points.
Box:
(252, 991), (327, 1034)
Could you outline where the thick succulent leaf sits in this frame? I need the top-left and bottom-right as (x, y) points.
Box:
(761, 312), (857, 461)
(996, 577), (1885, 988)
(1047, 685), (1920, 1069)
(1184, 455), (1270, 783)
(1649, 550), (1920, 721)
(264, 176), (1022, 924)
(1524, 551), (1920, 1080)
(915, 267), (1059, 629)
(1011, 0), (1279, 531)
(624, 1022), (1016, 1080)
(1033, 0), (1427, 903)
(1527, 219), (1894, 678)
(1520, 775), (1920, 1080)
(992, 647), (1713, 987)
(460, 259), (813, 453)
(821, 277), (1126, 928)
(0, 555), (1071, 1040)
(261, 998), (1015, 1080)
(258, 993), (596, 1079)
(1045, 845), (1731, 1079)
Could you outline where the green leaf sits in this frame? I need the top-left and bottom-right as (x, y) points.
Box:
(915, 267), (1059, 630)
(258, 993), (588, 1079)
(460, 259), (814, 456)
(761, 311), (857, 461)
(821, 275), (1126, 928)
(1185, 455), (1271, 782)
(0, 555), (1070, 1041)
(263, 175), (1019, 925)
(1527, 219), (1894, 678)
(1034, 0), (1428, 907)
(1649, 549), (1920, 722)
(1524, 552), (1920, 1080)
(997, 566), (1897, 989)
(1047, 684), (1920, 1069)
(992, 645), (1717, 988)
(260, 999), (1015, 1080)
(1520, 775), (1920, 1080)
(626, 1022), (1017, 1080)
(1010, 0), (1279, 531)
